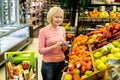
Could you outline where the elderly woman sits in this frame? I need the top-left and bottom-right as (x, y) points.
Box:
(38, 6), (68, 80)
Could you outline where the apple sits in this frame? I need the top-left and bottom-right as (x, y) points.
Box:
(107, 54), (117, 59)
(107, 43), (115, 50)
(73, 68), (80, 75)
(96, 63), (107, 70)
(94, 59), (103, 67)
(73, 74), (81, 80)
(81, 75), (88, 80)
(92, 34), (97, 39)
(63, 73), (72, 80)
(85, 70), (93, 76)
(85, 64), (92, 70)
(93, 52), (103, 59)
(112, 41), (120, 48)
(22, 61), (29, 70)
(114, 52), (120, 59)
(97, 33), (103, 37)
(96, 33), (103, 40)
(110, 47), (120, 54)
(100, 56), (107, 63)
(101, 46), (109, 55)
(88, 38), (94, 44)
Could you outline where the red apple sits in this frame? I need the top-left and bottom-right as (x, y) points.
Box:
(22, 61), (29, 70)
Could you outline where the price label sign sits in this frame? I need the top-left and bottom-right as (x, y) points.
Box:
(112, 18), (118, 21)
(79, 17), (83, 21)
(118, 7), (120, 12)
(83, 17), (86, 21)
(102, 18), (107, 21)
(92, 18), (96, 21)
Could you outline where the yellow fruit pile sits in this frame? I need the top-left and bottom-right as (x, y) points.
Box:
(110, 11), (117, 18)
(99, 11), (109, 18)
(89, 10), (99, 17)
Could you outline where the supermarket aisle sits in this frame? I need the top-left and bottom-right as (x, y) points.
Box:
(0, 38), (43, 80)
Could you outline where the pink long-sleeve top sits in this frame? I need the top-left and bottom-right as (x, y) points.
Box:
(38, 26), (67, 62)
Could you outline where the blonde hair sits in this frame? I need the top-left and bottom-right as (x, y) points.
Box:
(47, 6), (64, 24)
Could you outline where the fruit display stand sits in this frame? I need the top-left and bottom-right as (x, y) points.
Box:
(87, 39), (120, 79)
(88, 31), (120, 52)
(92, 39), (120, 67)
(63, 21), (120, 80)
(87, 21), (120, 52)
(63, 34), (96, 80)
(4, 51), (38, 80)
(87, 22), (120, 80)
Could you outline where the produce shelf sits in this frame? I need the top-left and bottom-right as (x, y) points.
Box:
(88, 32), (120, 52)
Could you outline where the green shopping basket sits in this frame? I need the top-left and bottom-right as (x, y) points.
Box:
(4, 51), (38, 80)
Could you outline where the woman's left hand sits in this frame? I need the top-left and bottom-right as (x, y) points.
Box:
(61, 42), (68, 52)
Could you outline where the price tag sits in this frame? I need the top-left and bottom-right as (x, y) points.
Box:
(92, 18), (96, 21)
(102, 45), (108, 51)
(118, 7), (120, 12)
(79, 17), (83, 21)
(102, 18), (106, 21)
(112, 18), (118, 21)
(83, 18), (86, 21)
(68, 64), (73, 67)
(76, 63), (81, 68)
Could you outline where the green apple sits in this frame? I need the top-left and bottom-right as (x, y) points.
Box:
(112, 41), (120, 48)
(73, 68), (80, 75)
(100, 56), (107, 63)
(96, 63), (107, 70)
(110, 47), (120, 54)
(85, 70), (93, 76)
(64, 73), (72, 80)
(94, 59), (103, 67)
(107, 43), (115, 50)
(107, 54), (118, 59)
(81, 75), (88, 80)
(114, 52), (120, 59)
(101, 46), (109, 55)
(93, 52), (103, 59)
(107, 54), (114, 57)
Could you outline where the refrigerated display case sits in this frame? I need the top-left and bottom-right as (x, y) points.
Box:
(0, 0), (34, 66)
(0, 24), (32, 66)
(10, 0), (17, 23)
(1, 0), (18, 26)
(2, 0), (10, 25)
(0, 2), (1, 26)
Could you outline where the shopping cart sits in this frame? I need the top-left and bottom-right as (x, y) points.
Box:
(4, 51), (38, 80)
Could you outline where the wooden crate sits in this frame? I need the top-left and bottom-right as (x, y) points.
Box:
(88, 32), (120, 52)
